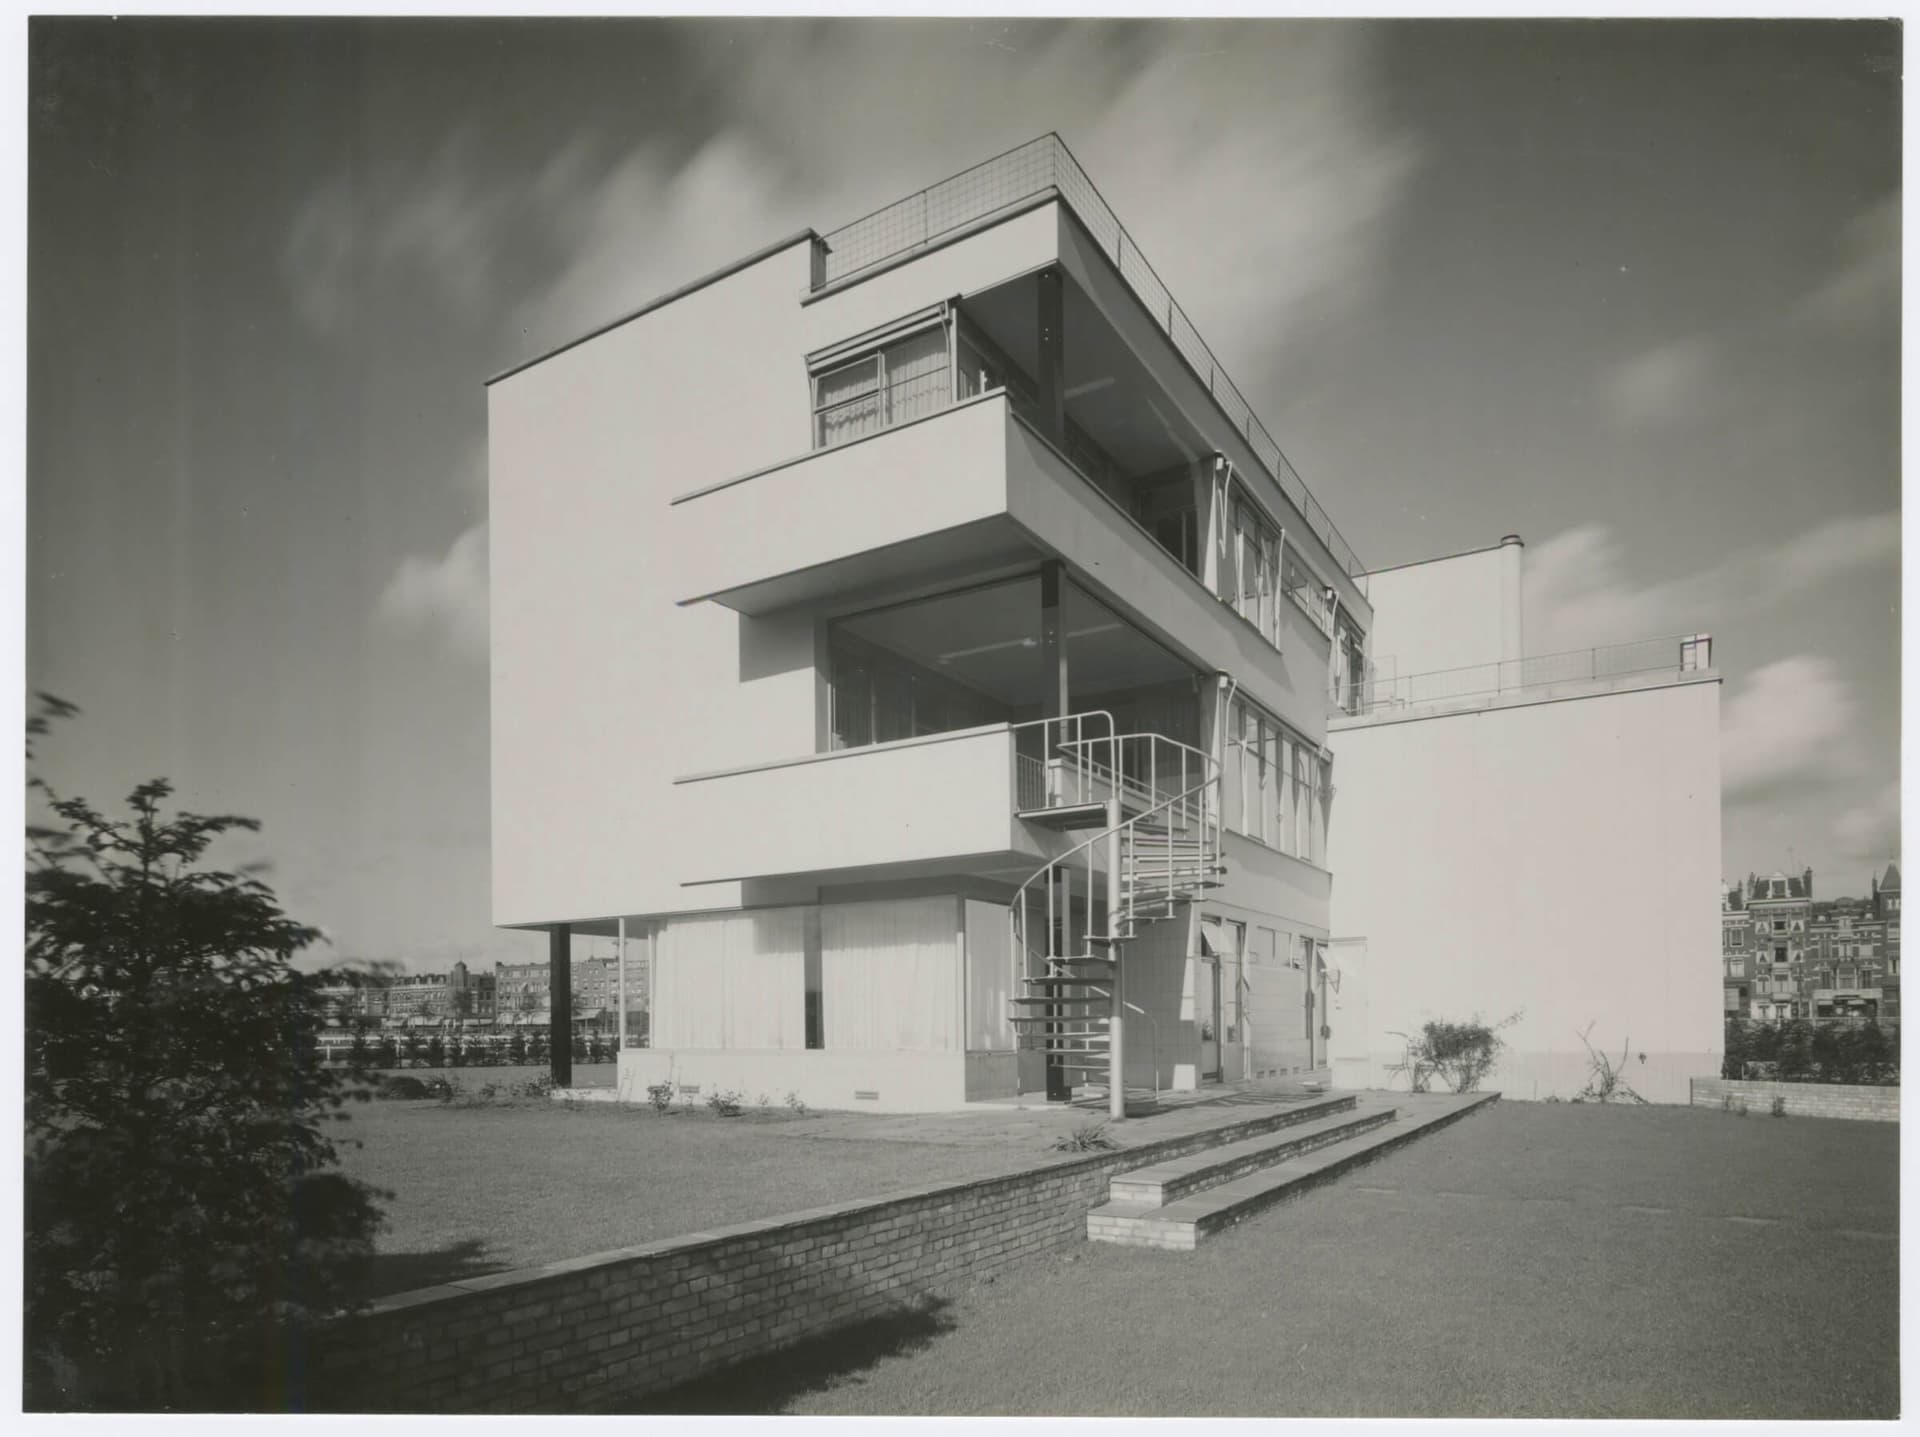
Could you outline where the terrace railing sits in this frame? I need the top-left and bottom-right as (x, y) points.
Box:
(814, 133), (1367, 584)
(1344, 634), (1714, 718)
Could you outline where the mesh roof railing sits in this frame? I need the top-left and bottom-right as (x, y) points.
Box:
(816, 133), (1366, 583)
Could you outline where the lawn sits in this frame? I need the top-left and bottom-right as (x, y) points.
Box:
(329, 1095), (1040, 1296)
(646, 1101), (1899, 1420)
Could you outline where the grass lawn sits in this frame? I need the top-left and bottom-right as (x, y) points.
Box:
(647, 1101), (1898, 1420)
(330, 1096), (1039, 1297)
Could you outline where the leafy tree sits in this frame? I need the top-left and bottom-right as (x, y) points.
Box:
(374, 1033), (399, 1069)
(346, 1024), (372, 1071)
(528, 1029), (548, 1066)
(400, 1029), (424, 1069)
(25, 698), (387, 1409)
(425, 1036), (446, 1069)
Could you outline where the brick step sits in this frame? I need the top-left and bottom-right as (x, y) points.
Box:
(1087, 1092), (1500, 1252)
(1104, 1106), (1396, 1208)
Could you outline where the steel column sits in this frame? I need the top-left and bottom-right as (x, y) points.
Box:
(1106, 797), (1125, 1120)
(549, 925), (572, 1089)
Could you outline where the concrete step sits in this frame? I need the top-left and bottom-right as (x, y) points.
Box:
(1104, 1105), (1396, 1207)
(1087, 1092), (1500, 1252)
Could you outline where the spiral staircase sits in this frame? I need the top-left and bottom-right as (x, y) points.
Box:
(1008, 717), (1225, 1116)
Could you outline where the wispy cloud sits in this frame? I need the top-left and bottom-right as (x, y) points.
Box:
(1721, 656), (1860, 802)
(378, 521), (488, 660)
(1833, 779), (1901, 867)
(1796, 193), (1898, 330)
(1601, 336), (1716, 431)
(1071, 25), (1420, 358)
(1524, 511), (1898, 654)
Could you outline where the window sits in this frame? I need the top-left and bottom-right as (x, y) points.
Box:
(812, 319), (952, 448)
(1227, 696), (1324, 865)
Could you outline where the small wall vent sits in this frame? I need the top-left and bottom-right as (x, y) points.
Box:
(853, 1090), (881, 1102)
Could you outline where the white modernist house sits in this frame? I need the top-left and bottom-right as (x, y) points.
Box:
(489, 134), (1723, 1113)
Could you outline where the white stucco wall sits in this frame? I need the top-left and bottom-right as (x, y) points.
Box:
(490, 239), (824, 927)
(1363, 540), (1522, 681)
(1325, 677), (1723, 1103)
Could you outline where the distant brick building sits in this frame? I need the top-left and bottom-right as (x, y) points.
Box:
(1744, 869), (1813, 1021)
(1724, 862), (1900, 1024)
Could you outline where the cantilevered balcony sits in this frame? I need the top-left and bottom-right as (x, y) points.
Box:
(669, 712), (1206, 888)
(672, 394), (1322, 733)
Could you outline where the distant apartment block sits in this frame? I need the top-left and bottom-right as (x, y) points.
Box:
(487, 134), (1725, 1111)
(1724, 863), (1901, 1024)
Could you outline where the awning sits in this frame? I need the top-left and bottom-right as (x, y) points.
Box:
(1197, 916), (1223, 959)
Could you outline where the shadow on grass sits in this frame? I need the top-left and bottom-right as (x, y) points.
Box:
(363, 1238), (505, 1297)
(632, 1300), (957, 1414)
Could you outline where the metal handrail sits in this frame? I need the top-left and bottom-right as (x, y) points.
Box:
(1010, 760), (1220, 973)
(813, 132), (1365, 584)
(1342, 633), (1713, 717)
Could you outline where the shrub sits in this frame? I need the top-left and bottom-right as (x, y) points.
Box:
(1387, 1012), (1520, 1093)
(1051, 1120), (1120, 1152)
(784, 1091), (808, 1116)
(1771, 1094), (1788, 1118)
(706, 1088), (744, 1118)
(1571, 1024), (1648, 1104)
(645, 1078), (675, 1114)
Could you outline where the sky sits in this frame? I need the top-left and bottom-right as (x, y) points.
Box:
(25, 18), (1902, 971)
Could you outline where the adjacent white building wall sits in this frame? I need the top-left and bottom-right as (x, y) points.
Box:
(1326, 677), (1723, 1104)
(1363, 539), (1523, 680)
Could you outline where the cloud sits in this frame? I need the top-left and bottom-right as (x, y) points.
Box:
(378, 521), (488, 660)
(1601, 337), (1715, 430)
(1833, 780), (1901, 867)
(280, 130), (603, 339)
(1067, 25), (1420, 359)
(518, 132), (805, 355)
(1721, 656), (1860, 801)
(1797, 194), (1898, 330)
(1524, 511), (1899, 654)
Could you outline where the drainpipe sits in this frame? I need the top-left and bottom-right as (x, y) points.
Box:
(617, 918), (628, 1057)
(1107, 796), (1125, 1121)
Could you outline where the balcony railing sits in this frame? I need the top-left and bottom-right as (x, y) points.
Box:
(1012, 712), (1218, 837)
(814, 132), (1366, 584)
(1340, 633), (1714, 718)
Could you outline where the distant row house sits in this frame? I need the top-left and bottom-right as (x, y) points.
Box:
(1722, 864), (1900, 1023)
(314, 954), (649, 1035)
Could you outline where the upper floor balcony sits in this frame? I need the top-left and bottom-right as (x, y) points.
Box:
(811, 133), (1365, 588)
(671, 391), (1329, 733)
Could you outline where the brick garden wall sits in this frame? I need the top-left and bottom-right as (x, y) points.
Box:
(303, 1101), (1345, 1412)
(1690, 1077), (1900, 1123)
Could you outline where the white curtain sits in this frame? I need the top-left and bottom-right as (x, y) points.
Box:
(964, 899), (1014, 1051)
(722, 908), (809, 1051)
(823, 896), (961, 1052)
(654, 908), (807, 1051)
